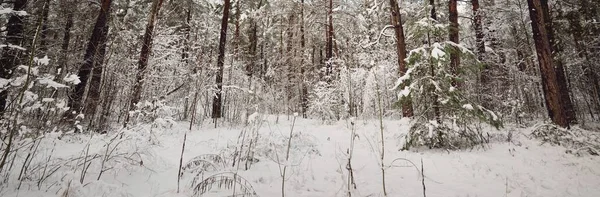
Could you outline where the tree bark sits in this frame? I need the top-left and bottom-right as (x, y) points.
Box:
(449, 0), (460, 87)
(285, 13), (295, 106)
(247, 0), (263, 77)
(67, 0), (112, 120)
(540, 0), (577, 124)
(234, 0), (240, 59)
(300, 0), (308, 117)
(212, 0), (231, 119)
(126, 0), (165, 125)
(57, 0), (74, 78)
(39, 0), (51, 53)
(389, 0), (413, 117)
(527, 0), (569, 128)
(0, 0), (28, 116)
(472, 0), (485, 60)
(429, 0), (437, 20)
(325, 0), (334, 77)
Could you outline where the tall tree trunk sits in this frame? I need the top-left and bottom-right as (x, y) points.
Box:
(540, 0), (577, 124)
(285, 14), (295, 109)
(325, 0), (334, 77)
(472, 0), (492, 109)
(300, 0), (308, 117)
(85, 22), (110, 124)
(429, 0), (437, 20)
(212, 0), (231, 119)
(234, 0), (240, 59)
(39, 0), (51, 53)
(126, 0), (165, 125)
(0, 0), (28, 116)
(427, 0), (440, 123)
(472, 0), (485, 60)
(67, 0), (112, 120)
(527, 0), (569, 128)
(247, 8), (260, 77)
(449, 0), (460, 87)
(389, 0), (413, 117)
(182, 8), (192, 120)
(57, 0), (74, 78)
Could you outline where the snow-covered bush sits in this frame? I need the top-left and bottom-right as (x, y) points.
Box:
(532, 124), (600, 156)
(128, 98), (177, 128)
(308, 80), (344, 121)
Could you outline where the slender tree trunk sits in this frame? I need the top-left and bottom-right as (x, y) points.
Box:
(427, 0), (440, 123)
(539, 0), (577, 124)
(325, 0), (334, 77)
(473, 0), (493, 109)
(300, 0), (308, 117)
(182, 8), (192, 120)
(247, 0), (261, 78)
(234, 0), (240, 59)
(212, 0), (231, 119)
(0, 0), (28, 116)
(126, 0), (165, 125)
(527, 0), (569, 128)
(472, 0), (485, 60)
(39, 0), (51, 54)
(285, 14), (295, 110)
(67, 0), (112, 120)
(430, 0), (437, 20)
(57, 0), (74, 78)
(84, 21), (110, 125)
(449, 0), (460, 87)
(389, 0), (413, 117)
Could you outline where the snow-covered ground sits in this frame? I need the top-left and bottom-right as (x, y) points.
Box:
(3, 115), (600, 197)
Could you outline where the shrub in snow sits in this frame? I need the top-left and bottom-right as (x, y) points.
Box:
(129, 98), (177, 128)
(531, 124), (599, 156)
(308, 81), (344, 122)
(192, 172), (259, 197)
(0, 53), (76, 141)
(181, 154), (226, 181)
(396, 4), (502, 150)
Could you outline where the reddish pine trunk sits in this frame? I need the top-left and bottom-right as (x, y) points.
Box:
(127, 0), (165, 125)
(527, 0), (569, 128)
(67, 0), (112, 120)
(540, 0), (577, 124)
(212, 0), (231, 119)
(449, 0), (460, 87)
(389, 0), (413, 117)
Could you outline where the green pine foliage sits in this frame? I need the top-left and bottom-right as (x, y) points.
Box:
(395, 4), (502, 150)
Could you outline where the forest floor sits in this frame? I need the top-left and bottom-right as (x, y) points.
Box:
(3, 115), (600, 197)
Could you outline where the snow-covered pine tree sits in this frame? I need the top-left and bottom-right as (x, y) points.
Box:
(395, 3), (501, 150)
